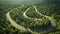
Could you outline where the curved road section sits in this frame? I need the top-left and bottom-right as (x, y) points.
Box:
(23, 7), (42, 20)
(33, 6), (56, 26)
(6, 5), (56, 33)
(23, 6), (56, 33)
(6, 12), (27, 31)
(6, 6), (27, 32)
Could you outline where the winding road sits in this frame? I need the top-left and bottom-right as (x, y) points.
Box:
(23, 6), (55, 26)
(33, 6), (56, 26)
(6, 5), (56, 33)
(6, 6), (27, 32)
(23, 6), (42, 20)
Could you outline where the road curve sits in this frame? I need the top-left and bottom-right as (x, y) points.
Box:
(23, 6), (56, 33)
(23, 7), (32, 19)
(33, 6), (56, 26)
(6, 5), (56, 33)
(23, 6), (55, 26)
(6, 6), (27, 32)
(23, 7), (42, 20)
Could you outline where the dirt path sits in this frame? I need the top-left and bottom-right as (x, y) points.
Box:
(6, 5), (56, 33)
(23, 6), (56, 33)
(33, 6), (55, 26)
(23, 6), (55, 26)
(6, 6), (27, 32)
(23, 7), (42, 20)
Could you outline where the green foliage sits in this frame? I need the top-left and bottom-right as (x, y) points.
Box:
(0, 4), (60, 34)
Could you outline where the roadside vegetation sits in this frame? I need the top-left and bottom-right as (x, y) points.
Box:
(0, 4), (60, 34)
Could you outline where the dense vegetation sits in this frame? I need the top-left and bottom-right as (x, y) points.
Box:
(0, 4), (31, 34)
(0, 4), (60, 34)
